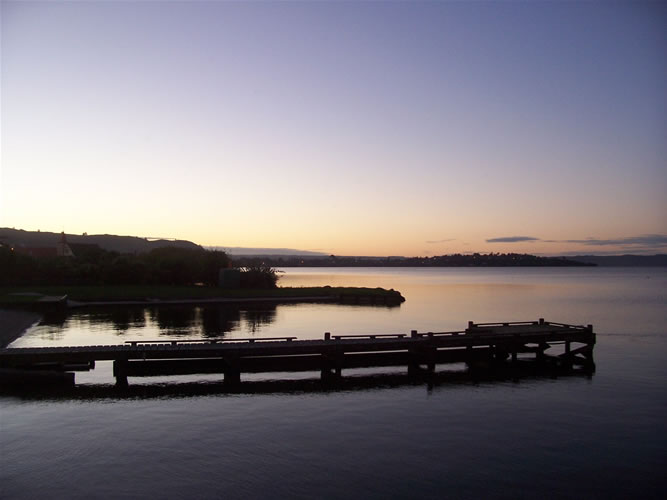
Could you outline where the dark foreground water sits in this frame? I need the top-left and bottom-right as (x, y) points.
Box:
(2, 268), (666, 499)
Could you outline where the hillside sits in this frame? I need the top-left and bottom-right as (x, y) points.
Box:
(0, 228), (201, 254)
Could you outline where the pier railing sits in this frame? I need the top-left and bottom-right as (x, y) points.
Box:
(468, 318), (592, 332)
(327, 331), (466, 340)
(125, 337), (296, 346)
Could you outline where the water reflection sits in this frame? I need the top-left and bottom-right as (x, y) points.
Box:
(197, 303), (277, 337)
(0, 360), (594, 401)
(243, 305), (277, 334)
(30, 311), (70, 343)
(89, 308), (147, 333)
(200, 305), (240, 336)
(39, 310), (68, 329)
(53, 303), (281, 342)
(150, 306), (198, 335)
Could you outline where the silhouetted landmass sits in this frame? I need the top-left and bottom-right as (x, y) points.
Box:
(207, 246), (327, 257)
(0, 228), (200, 254)
(0, 285), (404, 307)
(233, 253), (595, 267)
(568, 255), (667, 267)
(1, 229), (401, 302)
(0, 243), (404, 305)
(1, 230), (282, 288)
(0, 244), (231, 286)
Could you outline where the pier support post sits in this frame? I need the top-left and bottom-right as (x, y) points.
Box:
(320, 353), (342, 382)
(113, 359), (129, 387)
(223, 355), (241, 385)
(584, 343), (595, 369)
(408, 347), (435, 377)
(408, 331), (423, 376)
(408, 350), (421, 377)
(536, 343), (548, 364)
(425, 333), (436, 373)
(563, 341), (572, 369)
(465, 342), (474, 370)
(511, 335), (520, 364)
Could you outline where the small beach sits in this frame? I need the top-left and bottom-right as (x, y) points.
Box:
(0, 309), (41, 348)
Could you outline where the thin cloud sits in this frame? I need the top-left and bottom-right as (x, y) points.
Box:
(563, 235), (667, 247)
(425, 238), (455, 244)
(558, 248), (667, 256)
(486, 236), (540, 243)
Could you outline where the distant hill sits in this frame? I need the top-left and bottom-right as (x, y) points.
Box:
(207, 246), (327, 257)
(567, 255), (667, 267)
(0, 228), (201, 254)
(232, 253), (594, 267)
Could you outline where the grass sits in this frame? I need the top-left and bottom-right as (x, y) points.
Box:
(0, 285), (404, 304)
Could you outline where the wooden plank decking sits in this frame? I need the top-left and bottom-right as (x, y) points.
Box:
(0, 319), (595, 387)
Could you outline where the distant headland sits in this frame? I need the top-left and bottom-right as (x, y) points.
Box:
(229, 253), (664, 267)
(234, 253), (595, 267)
(2, 228), (666, 268)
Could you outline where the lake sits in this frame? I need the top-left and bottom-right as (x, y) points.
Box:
(2, 267), (666, 499)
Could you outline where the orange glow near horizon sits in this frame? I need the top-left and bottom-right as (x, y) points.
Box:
(2, 2), (665, 257)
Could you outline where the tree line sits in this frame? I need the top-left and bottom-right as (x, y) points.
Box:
(0, 245), (278, 287)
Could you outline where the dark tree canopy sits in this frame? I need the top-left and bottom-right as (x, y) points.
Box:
(0, 245), (235, 287)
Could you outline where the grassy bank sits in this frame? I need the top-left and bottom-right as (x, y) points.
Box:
(0, 285), (405, 305)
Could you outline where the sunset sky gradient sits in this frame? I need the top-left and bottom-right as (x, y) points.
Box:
(2, 1), (665, 256)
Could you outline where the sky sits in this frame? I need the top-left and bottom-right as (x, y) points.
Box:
(1, 0), (666, 256)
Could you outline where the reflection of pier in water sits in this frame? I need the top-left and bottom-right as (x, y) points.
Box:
(1, 319), (595, 390)
(0, 362), (595, 400)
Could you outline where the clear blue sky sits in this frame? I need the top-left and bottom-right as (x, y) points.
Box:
(2, 1), (665, 255)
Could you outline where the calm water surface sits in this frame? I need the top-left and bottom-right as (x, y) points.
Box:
(2, 268), (666, 499)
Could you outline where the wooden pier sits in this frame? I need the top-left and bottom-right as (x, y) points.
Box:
(0, 319), (595, 388)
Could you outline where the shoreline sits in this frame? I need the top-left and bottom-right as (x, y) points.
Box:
(0, 309), (42, 348)
(1, 285), (406, 308)
(68, 295), (336, 307)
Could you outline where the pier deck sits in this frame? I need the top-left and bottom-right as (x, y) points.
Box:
(0, 319), (595, 387)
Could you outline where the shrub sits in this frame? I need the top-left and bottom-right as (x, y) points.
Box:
(238, 265), (279, 289)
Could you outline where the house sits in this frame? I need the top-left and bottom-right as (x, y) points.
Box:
(14, 232), (74, 258)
